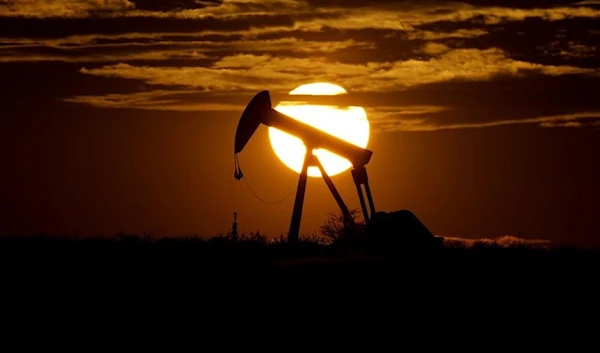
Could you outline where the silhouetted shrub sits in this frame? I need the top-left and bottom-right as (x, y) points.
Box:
(319, 208), (364, 244)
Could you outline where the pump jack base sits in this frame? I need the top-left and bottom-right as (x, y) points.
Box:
(362, 210), (444, 253)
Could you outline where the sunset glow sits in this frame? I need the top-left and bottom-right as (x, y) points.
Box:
(2, 0), (598, 246)
(269, 83), (370, 177)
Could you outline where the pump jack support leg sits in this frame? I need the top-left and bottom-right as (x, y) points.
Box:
(288, 151), (311, 243)
(351, 167), (374, 223)
(355, 183), (370, 223)
(352, 168), (370, 223)
(313, 156), (353, 226)
(364, 180), (376, 218)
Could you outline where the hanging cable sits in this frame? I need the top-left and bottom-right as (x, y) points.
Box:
(242, 177), (295, 204)
(234, 152), (295, 204)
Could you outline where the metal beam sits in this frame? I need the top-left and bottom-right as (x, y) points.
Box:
(287, 151), (311, 243)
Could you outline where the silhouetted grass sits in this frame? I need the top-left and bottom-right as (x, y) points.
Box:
(1, 232), (597, 275)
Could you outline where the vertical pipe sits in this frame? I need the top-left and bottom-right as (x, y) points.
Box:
(364, 180), (376, 218)
(288, 151), (311, 243)
(355, 183), (370, 223)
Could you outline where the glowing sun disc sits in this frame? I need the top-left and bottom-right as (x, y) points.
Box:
(268, 82), (370, 177)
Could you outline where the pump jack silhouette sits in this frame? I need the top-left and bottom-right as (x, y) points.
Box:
(234, 90), (442, 249)
(234, 90), (374, 242)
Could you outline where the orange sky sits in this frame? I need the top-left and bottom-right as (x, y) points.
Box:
(0, 0), (599, 245)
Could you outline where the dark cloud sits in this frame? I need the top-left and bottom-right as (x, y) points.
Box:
(303, 0), (588, 9)
(63, 90), (246, 112)
(0, 15), (295, 38)
(1, 0), (599, 130)
(130, 0), (222, 11)
(0, 35), (371, 65)
(446, 0), (583, 8)
(61, 73), (600, 132)
(91, 33), (245, 45)
(0, 62), (174, 107)
(417, 17), (599, 67)
(362, 74), (600, 130)
(461, 0), (591, 7)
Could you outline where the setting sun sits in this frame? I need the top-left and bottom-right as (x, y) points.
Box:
(268, 83), (370, 177)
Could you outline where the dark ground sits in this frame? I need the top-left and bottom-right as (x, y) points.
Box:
(1, 234), (596, 344)
(2, 234), (598, 288)
(2, 234), (599, 329)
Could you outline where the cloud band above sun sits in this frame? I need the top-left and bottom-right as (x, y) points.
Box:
(2, 0), (597, 132)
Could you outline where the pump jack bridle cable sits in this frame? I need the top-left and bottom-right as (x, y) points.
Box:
(234, 154), (295, 204)
(242, 177), (295, 204)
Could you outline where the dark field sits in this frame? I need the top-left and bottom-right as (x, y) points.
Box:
(3, 234), (600, 323)
(2, 234), (598, 289)
(0, 235), (596, 334)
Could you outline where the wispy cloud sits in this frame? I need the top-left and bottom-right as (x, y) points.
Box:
(77, 48), (595, 92)
(0, 0), (300, 18)
(63, 90), (245, 111)
(2, 1), (597, 70)
(6, 1), (597, 134)
(540, 119), (600, 128)
(154, 4), (600, 26)
(2, 1), (599, 28)
(559, 42), (597, 58)
(419, 42), (451, 55)
(366, 105), (451, 132)
(62, 88), (600, 133)
(1, 34), (363, 50)
(0, 49), (208, 63)
(63, 89), (449, 126)
(1, 32), (234, 47)
(406, 29), (489, 41)
(376, 112), (600, 132)
(288, 4), (600, 31)
(0, 37), (370, 63)
(540, 40), (597, 59)
(0, 0), (134, 18)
